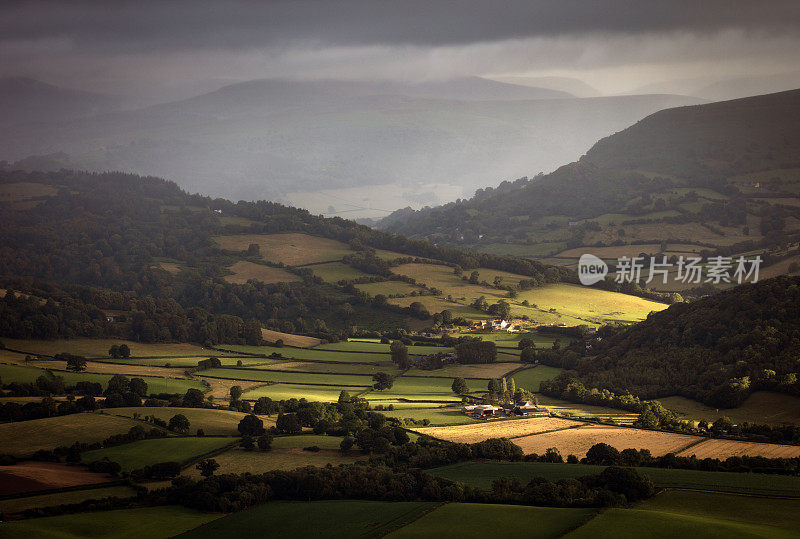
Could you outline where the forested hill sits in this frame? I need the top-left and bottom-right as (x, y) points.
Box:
(0, 169), (572, 343)
(378, 89), (800, 263)
(571, 275), (800, 407)
(582, 88), (800, 180)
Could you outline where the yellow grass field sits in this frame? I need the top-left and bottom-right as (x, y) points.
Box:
(181, 447), (358, 478)
(678, 439), (800, 459)
(10, 358), (188, 379)
(414, 417), (583, 444)
(261, 329), (321, 348)
(512, 425), (701, 457)
(198, 378), (264, 400)
(212, 232), (353, 265)
(108, 407), (274, 436)
(659, 391), (800, 426)
(309, 262), (369, 282)
(0, 413), (147, 456)
(223, 260), (301, 284)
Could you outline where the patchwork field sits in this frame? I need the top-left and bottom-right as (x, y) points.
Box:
(317, 341), (452, 355)
(179, 500), (437, 538)
(0, 461), (114, 496)
(81, 436), (235, 471)
(428, 461), (800, 496)
(0, 413), (149, 457)
(678, 438), (800, 459)
(252, 361), (402, 376)
(242, 383), (369, 402)
(659, 391), (800, 426)
(511, 424), (701, 457)
(271, 435), (345, 450)
(386, 503), (596, 538)
(0, 506), (220, 539)
(223, 260), (301, 284)
(212, 232), (353, 265)
(414, 416), (583, 443)
(217, 345), (393, 364)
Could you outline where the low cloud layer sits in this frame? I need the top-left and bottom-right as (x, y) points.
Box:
(2, 1), (800, 97)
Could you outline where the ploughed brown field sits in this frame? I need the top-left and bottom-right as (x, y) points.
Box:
(0, 462), (114, 495)
(414, 417), (582, 444)
(511, 425), (702, 457)
(678, 438), (800, 459)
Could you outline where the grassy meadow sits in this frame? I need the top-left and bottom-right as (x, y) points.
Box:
(81, 436), (235, 471)
(0, 506), (220, 539)
(179, 500), (437, 538)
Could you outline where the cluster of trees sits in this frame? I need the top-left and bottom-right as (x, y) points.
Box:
(0, 395), (98, 422)
(455, 339), (496, 364)
(165, 458), (652, 513)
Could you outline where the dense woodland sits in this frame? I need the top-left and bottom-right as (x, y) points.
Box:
(568, 275), (800, 407)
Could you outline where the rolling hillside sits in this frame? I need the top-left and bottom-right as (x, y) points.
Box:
(380, 89), (800, 287)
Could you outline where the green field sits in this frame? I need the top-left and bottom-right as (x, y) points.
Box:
(465, 331), (557, 349)
(212, 232), (354, 266)
(81, 436), (235, 471)
(428, 461), (800, 497)
(316, 341), (453, 355)
(387, 503), (596, 538)
(1, 338), (224, 359)
(199, 367), (374, 386)
(0, 363), (205, 394)
(355, 281), (422, 296)
(216, 345), (393, 364)
(97, 356), (265, 368)
(0, 506), (219, 539)
(253, 361), (402, 376)
(380, 406), (478, 426)
(0, 485), (138, 515)
(271, 434), (345, 450)
(108, 407), (255, 436)
(310, 262), (370, 282)
(365, 376), (485, 403)
(179, 500), (437, 538)
(568, 490), (800, 538)
(0, 413), (148, 456)
(242, 384), (369, 402)
(509, 366), (563, 392)
(534, 394), (640, 425)
(182, 446), (359, 477)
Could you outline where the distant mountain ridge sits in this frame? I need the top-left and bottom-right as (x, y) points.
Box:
(0, 77), (122, 124)
(0, 77), (702, 206)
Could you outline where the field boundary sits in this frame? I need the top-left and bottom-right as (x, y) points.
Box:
(0, 479), (130, 501)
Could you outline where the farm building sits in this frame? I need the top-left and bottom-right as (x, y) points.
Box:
(463, 404), (503, 418)
(515, 402), (550, 417)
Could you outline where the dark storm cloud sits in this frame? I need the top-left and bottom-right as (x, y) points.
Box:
(2, 0), (799, 53)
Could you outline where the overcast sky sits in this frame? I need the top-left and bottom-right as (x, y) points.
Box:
(2, 0), (800, 98)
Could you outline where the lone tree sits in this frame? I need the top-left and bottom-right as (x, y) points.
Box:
(390, 341), (409, 369)
(238, 414), (265, 436)
(518, 337), (534, 350)
(182, 388), (205, 408)
(168, 414), (190, 433)
(451, 377), (468, 394)
(129, 377), (148, 397)
(108, 345), (131, 359)
(257, 433), (274, 451)
(372, 372), (394, 391)
(196, 458), (219, 478)
(276, 412), (302, 434)
(230, 385), (243, 402)
(60, 353), (87, 373)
